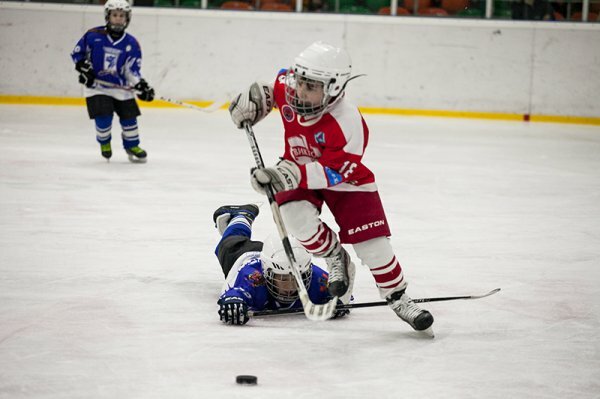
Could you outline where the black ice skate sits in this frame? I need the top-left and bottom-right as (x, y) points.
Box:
(213, 204), (260, 236)
(326, 246), (352, 298)
(126, 146), (147, 163)
(100, 142), (112, 160)
(387, 289), (434, 333)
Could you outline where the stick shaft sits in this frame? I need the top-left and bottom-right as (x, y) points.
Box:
(243, 123), (338, 321)
(248, 288), (501, 317)
(93, 79), (224, 112)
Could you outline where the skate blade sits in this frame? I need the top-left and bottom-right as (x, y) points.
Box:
(128, 155), (147, 164)
(419, 326), (435, 339)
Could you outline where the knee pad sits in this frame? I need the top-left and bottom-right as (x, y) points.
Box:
(280, 201), (339, 256)
(280, 201), (321, 240)
(353, 236), (395, 266)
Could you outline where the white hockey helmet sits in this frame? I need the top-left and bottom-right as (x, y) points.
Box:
(285, 41), (352, 117)
(104, 0), (132, 34)
(260, 235), (313, 304)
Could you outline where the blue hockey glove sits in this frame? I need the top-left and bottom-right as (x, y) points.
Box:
(134, 79), (155, 102)
(75, 59), (95, 88)
(218, 296), (250, 325)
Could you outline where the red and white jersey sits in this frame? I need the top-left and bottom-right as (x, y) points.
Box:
(273, 70), (377, 192)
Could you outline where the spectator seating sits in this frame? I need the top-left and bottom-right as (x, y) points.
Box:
(570, 11), (599, 20)
(154, 0), (174, 6)
(261, 1), (293, 10)
(221, 0), (254, 9)
(378, 5), (411, 14)
(404, 0), (432, 12)
(419, 6), (449, 15)
(339, 4), (372, 13)
(366, 0), (390, 12)
(441, 0), (468, 14)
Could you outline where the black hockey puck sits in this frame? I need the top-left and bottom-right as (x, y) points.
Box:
(236, 375), (258, 385)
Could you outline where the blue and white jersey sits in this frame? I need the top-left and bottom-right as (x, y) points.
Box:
(220, 251), (332, 311)
(71, 26), (144, 101)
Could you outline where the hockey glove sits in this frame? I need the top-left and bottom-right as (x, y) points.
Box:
(75, 59), (95, 88)
(218, 296), (250, 325)
(229, 82), (274, 129)
(134, 79), (155, 102)
(251, 159), (301, 195)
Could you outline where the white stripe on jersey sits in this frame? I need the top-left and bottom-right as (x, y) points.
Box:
(327, 182), (378, 192)
(222, 251), (261, 294)
(329, 98), (365, 157)
(305, 162), (328, 189)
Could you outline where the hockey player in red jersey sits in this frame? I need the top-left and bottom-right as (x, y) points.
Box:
(229, 41), (433, 333)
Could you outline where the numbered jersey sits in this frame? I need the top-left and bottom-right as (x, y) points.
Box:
(273, 69), (377, 192)
(71, 26), (144, 101)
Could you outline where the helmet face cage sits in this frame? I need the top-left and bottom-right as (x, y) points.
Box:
(260, 235), (313, 304)
(104, 0), (131, 33)
(264, 262), (312, 304)
(284, 70), (331, 118)
(284, 42), (352, 118)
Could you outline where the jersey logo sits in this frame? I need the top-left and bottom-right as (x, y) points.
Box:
(247, 271), (265, 287)
(282, 105), (294, 122)
(314, 131), (325, 144)
(102, 47), (122, 75)
(324, 167), (343, 186)
(288, 135), (320, 164)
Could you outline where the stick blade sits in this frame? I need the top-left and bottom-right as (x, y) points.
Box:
(474, 288), (501, 299)
(300, 292), (338, 321)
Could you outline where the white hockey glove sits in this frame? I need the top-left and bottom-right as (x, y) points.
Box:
(251, 159), (301, 195)
(229, 82), (274, 129)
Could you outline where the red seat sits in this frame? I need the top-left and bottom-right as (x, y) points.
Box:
(441, 0), (468, 14)
(570, 11), (598, 21)
(260, 2), (293, 10)
(220, 1), (254, 9)
(419, 6), (449, 15)
(403, 0), (431, 11)
(378, 6), (411, 14)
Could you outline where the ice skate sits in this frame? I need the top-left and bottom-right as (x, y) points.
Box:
(387, 289), (434, 336)
(213, 204), (260, 235)
(126, 146), (147, 163)
(325, 246), (352, 298)
(100, 142), (112, 161)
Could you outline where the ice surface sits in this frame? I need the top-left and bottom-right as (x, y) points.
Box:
(1, 105), (599, 398)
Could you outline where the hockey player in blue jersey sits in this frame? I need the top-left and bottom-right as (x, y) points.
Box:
(213, 204), (350, 325)
(71, 0), (154, 163)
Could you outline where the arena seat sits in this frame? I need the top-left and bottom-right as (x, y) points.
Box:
(570, 11), (599, 21)
(220, 0), (254, 9)
(419, 6), (449, 15)
(441, 0), (468, 14)
(403, 0), (432, 12)
(260, 2), (293, 10)
(378, 6), (411, 14)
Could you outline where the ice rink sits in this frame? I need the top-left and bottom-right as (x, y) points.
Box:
(1, 104), (599, 398)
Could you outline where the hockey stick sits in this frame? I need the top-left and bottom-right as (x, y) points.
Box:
(93, 79), (226, 113)
(248, 288), (501, 317)
(243, 122), (339, 321)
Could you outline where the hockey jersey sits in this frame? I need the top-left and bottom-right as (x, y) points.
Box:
(273, 69), (378, 192)
(71, 26), (144, 101)
(219, 251), (331, 311)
